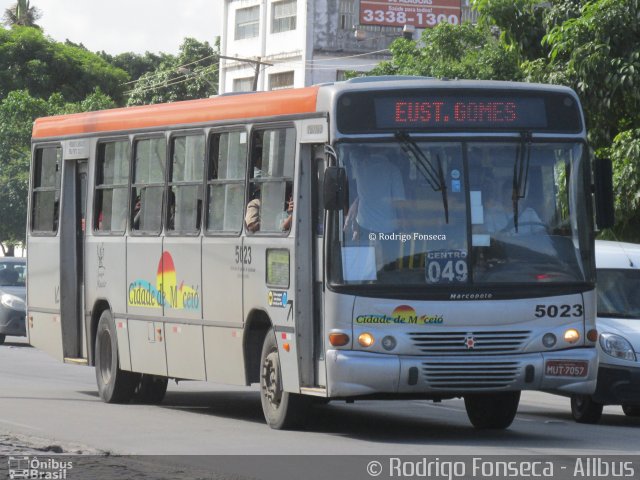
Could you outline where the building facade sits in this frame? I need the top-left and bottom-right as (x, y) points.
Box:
(219, 0), (477, 93)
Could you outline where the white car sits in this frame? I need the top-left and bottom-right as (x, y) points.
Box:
(570, 240), (640, 423)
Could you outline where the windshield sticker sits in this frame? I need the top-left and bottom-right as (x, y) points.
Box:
(356, 305), (443, 325)
(128, 252), (200, 310)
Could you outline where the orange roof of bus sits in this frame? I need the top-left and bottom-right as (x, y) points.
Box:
(32, 86), (320, 139)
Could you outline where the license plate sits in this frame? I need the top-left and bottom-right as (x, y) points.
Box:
(545, 360), (588, 377)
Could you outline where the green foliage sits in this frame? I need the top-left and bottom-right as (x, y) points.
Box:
(126, 38), (219, 106)
(541, 0), (640, 148)
(0, 26), (129, 104)
(99, 50), (169, 84)
(472, 0), (548, 60)
(2, 0), (41, 28)
(609, 129), (640, 240)
(369, 23), (521, 81)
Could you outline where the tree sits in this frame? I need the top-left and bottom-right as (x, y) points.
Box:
(2, 0), (41, 28)
(0, 26), (130, 104)
(126, 38), (219, 106)
(0, 89), (116, 255)
(367, 22), (522, 81)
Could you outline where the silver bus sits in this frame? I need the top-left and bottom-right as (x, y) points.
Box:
(27, 78), (614, 429)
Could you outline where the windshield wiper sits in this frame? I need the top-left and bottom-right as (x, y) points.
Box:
(395, 132), (449, 223)
(511, 132), (532, 232)
(597, 311), (639, 320)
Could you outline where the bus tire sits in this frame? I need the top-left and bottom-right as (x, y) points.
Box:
(621, 404), (640, 417)
(570, 394), (603, 423)
(259, 330), (310, 429)
(95, 310), (140, 403)
(0, 334), (5, 345)
(464, 391), (520, 429)
(133, 375), (168, 404)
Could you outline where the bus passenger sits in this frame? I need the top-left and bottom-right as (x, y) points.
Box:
(485, 182), (545, 234)
(245, 186), (261, 233)
(345, 153), (405, 241)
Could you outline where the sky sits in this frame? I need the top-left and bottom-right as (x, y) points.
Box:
(0, 0), (222, 55)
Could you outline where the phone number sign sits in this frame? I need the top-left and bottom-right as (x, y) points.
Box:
(359, 0), (461, 29)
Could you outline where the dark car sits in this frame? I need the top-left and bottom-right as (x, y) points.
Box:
(0, 257), (26, 345)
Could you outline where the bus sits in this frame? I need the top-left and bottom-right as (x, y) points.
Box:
(26, 77), (614, 430)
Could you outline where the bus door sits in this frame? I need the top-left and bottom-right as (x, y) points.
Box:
(59, 142), (89, 362)
(126, 136), (167, 376)
(243, 126), (299, 390)
(296, 121), (329, 391)
(201, 130), (247, 384)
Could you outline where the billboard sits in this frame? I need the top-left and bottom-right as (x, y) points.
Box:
(359, 0), (462, 29)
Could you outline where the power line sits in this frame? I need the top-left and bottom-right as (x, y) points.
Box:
(124, 64), (219, 96)
(120, 53), (219, 87)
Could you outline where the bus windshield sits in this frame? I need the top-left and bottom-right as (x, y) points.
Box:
(597, 269), (640, 319)
(330, 140), (591, 288)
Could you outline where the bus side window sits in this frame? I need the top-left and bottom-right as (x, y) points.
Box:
(94, 141), (130, 233)
(131, 138), (165, 234)
(168, 134), (204, 234)
(207, 131), (247, 234)
(31, 146), (62, 234)
(246, 127), (295, 234)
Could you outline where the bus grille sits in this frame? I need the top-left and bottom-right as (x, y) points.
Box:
(422, 361), (520, 390)
(408, 330), (531, 355)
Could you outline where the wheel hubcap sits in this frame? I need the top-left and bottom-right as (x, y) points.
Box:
(262, 350), (282, 408)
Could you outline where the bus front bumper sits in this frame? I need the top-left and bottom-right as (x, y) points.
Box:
(325, 348), (597, 398)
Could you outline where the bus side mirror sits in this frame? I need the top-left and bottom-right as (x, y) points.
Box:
(594, 158), (615, 230)
(323, 166), (348, 211)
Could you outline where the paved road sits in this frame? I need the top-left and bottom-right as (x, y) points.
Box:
(1, 337), (639, 459)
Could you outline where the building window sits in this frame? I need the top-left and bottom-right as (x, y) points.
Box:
(233, 76), (254, 92)
(269, 71), (294, 90)
(272, 0), (297, 33)
(339, 0), (355, 30)
(235, 5), (260, 40)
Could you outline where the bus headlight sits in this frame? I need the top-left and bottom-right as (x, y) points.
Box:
(563, 328), (580, 344)
(358, 333), (375, 348)
(0, 293), (25, 312)
(600, 333), (636, 361)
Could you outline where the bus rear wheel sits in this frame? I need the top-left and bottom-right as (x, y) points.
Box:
(259, 331), (310, 429)
(464, 391), (520, 429)
(95, 310), (140, 403)
(133, 375), (168, 404)
(570, 394), (603, 423)
(0, 334), (5, 345)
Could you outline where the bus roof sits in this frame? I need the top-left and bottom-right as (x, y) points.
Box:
(32, 86), (320, 139)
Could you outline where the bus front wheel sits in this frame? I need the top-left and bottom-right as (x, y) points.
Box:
(464, 391), (520, 429)
(259, 330), (310, 429)
(570, 394), (603, 423)
(95, 310), (140, 403)
(622, 404), (640, 417)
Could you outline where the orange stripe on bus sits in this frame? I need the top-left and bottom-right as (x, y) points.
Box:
(32, 86), (320, 139)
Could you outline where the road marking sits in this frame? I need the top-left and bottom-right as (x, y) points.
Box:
(0, 418), (44, 432)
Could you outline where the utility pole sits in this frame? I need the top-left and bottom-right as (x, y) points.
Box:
(219, 55), (273, 91)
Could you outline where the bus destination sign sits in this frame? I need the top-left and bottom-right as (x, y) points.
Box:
(359, 0), (461, 29)
(375, 96), (548, 129)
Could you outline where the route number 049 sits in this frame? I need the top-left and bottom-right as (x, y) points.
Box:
(426, 259), (468, 283)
